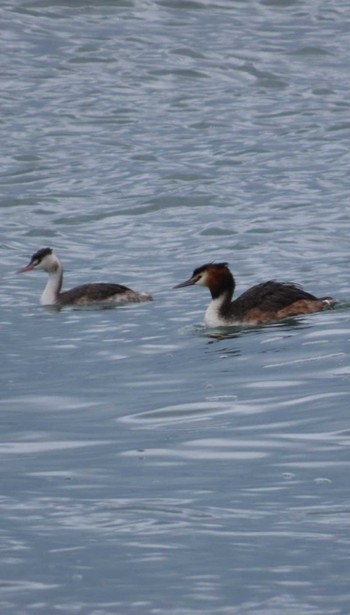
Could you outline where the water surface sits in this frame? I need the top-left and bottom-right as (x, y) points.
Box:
(1, 1), (350, 613)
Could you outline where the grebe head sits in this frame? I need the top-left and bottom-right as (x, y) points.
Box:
(174, 262), (233, 298)
(17, 248), (60, 274)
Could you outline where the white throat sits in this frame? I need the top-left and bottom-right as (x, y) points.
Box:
(204, 296), (227, 327)
(40, 268), (63, 305)
(204, 290), (241, 327)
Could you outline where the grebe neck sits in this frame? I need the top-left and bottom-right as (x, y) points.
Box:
(204, 288), (234, 327)
(202, 269), (236, 326)
(40, 266), (63, 305)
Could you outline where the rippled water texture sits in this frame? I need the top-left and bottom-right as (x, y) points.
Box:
(1, 1), (350, 613)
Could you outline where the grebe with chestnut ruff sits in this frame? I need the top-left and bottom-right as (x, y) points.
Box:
(17, 248), (153, 306)
(174, 262), (335, 327)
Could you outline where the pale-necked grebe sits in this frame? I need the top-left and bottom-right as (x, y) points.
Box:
(17, 248), (153, 306)
(174, 262), (335, 327)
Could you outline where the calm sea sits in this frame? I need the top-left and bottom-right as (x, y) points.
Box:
(1, 1), (350, 613)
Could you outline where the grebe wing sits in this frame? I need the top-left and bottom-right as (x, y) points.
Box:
(59, 282), (134, 305)
(233, 281), (319, 313)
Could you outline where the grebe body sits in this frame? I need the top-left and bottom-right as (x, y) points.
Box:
(17, 248), (153, 306)
(174, 262), (335, 327)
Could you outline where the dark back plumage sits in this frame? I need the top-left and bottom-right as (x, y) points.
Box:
(232, 281), (317, 315)
(59, 282), (133, 305)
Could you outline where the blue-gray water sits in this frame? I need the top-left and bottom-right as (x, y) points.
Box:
(1, 1), (350, 613)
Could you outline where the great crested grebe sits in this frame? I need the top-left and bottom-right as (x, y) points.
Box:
(174, 262), (335, 327)
(17, 248), (153, 306)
